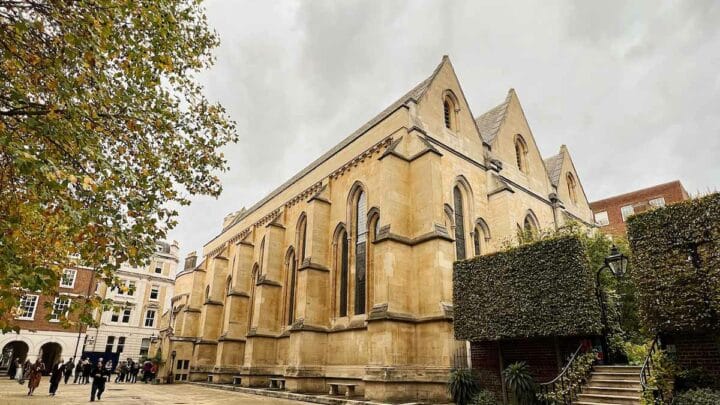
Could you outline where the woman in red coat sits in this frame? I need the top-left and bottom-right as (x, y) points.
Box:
(27, 359), (45, 396)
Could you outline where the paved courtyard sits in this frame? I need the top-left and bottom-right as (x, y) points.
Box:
(0, 378), (311, 405)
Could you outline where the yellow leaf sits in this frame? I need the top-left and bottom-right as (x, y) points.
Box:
(68, 174), (77, 184)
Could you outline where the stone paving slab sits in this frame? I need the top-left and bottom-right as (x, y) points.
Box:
(0, 377), (312, 405)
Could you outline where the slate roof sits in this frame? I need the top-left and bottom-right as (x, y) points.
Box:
(216, 58), (448, 238)
(474, 90), (512, 144)
(543, 152), (564, 187)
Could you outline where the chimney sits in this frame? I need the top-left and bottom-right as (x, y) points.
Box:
(184, 251), (198, 271)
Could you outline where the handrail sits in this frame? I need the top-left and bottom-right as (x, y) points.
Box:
(538, 344), (593, 404)
(640, 335), (663, 404)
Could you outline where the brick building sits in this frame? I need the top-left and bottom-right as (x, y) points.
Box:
(589, 180), (690, 236)
(0, 265), (96, 375)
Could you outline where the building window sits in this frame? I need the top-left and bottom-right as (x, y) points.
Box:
(473, 227), (482, 256)
(17, 294), (39, 320)
(337, 228), (349, 317)
(154, 266), (162, 274)
(523, 213), (539, 239)
(60, 269), (77, 288)
(105, 336), (115, 353)
(298, 215), (307, 261)
(443, 92), (458, 131)
(144, 309), (155, 327)
(110, 311), (119, 322)
(116, 279), (135, 296)
(621, 205), (635, 222)
(354, 190), (367, 315)
(453, 186), (466, 260)
(121, 308), (131, 323)
(286, 249), (297, 325)
(649, 197), (666, 208)
(566, 173), (578, 204)
(139, 338), (150, 357)
(594, 211), (610, 226)
(149, 286), (159, 301)
(515, 135), (529, 174)
(50, 296), (70, 322)
(116, 336), (125, 353)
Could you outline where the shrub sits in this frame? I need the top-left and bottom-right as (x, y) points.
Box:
(503, 362), (536, 405)
(676, 367), (718, 392)
(470, 389), (499, 405)
(454, 236), (602, 341)
(448, 368), (481, 405)
(673, 388), (720, 405)
(627, 193), (720, 334)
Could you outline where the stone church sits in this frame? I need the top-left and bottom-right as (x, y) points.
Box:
(153, 56), (594, 402)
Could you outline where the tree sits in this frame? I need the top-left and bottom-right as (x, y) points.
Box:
(0, 0), (236, 331)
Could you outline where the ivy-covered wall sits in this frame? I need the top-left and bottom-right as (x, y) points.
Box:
(627, 193), (720, 334)
(453, 236), (602, 341)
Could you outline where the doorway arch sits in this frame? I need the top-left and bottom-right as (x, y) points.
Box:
(39, 342), (62, 373)
(1, 341), (29, 377)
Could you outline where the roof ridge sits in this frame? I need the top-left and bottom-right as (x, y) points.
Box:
(210, 58), (447, 245)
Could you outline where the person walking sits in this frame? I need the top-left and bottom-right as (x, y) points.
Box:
(150, 362), (158, 383)
(142, 360), (152, 383)
(48, 360), (63, 396)
(129, 360), (139, 383)
(104, 360), (113, 383)
(20, 359), (31, 384)
(63, 357), (74, 384)
(73, 359), (83, 384)
(90, 359), (106, 402)
(13, 358), (23, 382)
(82, 358), (92, 384)
(26, 359), (44, 396)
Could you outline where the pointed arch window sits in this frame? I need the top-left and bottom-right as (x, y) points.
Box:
(473, 228), (481, 256)
(225, 276), (232, 296)
(566, 173), (578, 205)
(354, 190), (367, 315)
(286, 249), (296, 325)
(258, 237), (265, 273)
(515, 135), (529, 174)
(523, 213), (539, 239)
(443, 93), (458, 131)
(297, 215), (307, 261)
(337, 229), (349, 317)
(473, 219), (490, 257)
(453, 186), (466, 260)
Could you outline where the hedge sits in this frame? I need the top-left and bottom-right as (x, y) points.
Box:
(453, 236), (602, 341)
(627, 193), (720, 334)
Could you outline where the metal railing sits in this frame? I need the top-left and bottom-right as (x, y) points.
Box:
(538, 344), (594, 404)
(640, 335), (663, 404)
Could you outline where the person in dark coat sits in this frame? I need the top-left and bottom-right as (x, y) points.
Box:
(73, 359), (83, 384)
(129, 360), (139, 383)
(90, 360), (106, 402)
(82, 358), (91, 384)
(63, 357), (74, 384)
(49, 361), (63, 396)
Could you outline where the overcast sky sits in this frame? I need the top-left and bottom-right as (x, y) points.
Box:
(168, 0), (720, 259)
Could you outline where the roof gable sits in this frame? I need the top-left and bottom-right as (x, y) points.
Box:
(475, 91), (512, 144)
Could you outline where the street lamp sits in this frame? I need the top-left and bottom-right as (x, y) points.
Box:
(169, 350), (177, 384)
(596, 245), (629, 364)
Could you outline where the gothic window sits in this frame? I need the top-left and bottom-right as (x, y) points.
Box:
(523, 213), (539, 239)
(566, 173), (578, 204)
(297, 215), (307, 261)
(473, 227), (481, 256)
(443, 93), (458, 131)
(338, 229), (349, 317)
(515, 135), (529, 173)
(258, 237), (265, 273)
(205, 285), (210, 302)
(473, 219), (490, 257)
(453, 186), (466, 260)
(354, 190), (367, 315)
(286, 249), (296, 325)
(225, 276), (232, 296)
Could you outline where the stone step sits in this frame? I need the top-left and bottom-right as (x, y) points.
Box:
(578, 393), (641, 405)
(594, 365), (642, 373)
(588, 379), (642, 389)
(584, 386), (642, 397)
(590, 372), (642, 381)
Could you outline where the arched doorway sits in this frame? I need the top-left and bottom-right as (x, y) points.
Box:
(39, 342), (62, 373)
(1, 341), (29, 377)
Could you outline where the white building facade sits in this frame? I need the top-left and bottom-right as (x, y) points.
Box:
(85, 241), (179, 362)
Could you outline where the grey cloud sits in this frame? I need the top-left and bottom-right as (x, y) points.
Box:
(168, 0), (720, 259)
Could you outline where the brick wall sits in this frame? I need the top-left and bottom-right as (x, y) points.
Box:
(470, 337), (588, 400)
(13, 266), (96, 333)
(663, 333), (720, 379)
(589, 180), (689, 236)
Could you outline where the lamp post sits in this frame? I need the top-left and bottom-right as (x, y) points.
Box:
(169, 350), (177, 384)
(596, 245), (629, 364)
